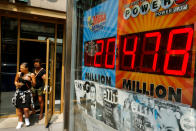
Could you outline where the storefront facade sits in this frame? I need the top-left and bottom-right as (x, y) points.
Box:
(65, 0), (196, 130)
(0, 0), (66, 126)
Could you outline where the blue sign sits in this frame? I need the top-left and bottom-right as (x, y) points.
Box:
(82, 0), (119, 87)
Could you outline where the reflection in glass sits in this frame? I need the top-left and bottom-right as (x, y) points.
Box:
(0, 17), (18, 116)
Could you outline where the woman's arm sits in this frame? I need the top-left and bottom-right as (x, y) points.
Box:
(31, 73), (36, 87)
(42, 74), (46, 83)
(14, 72), (23, 89)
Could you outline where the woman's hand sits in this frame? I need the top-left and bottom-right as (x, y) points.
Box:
(16, 82), (24, 88)
(31, 73), (36, 87)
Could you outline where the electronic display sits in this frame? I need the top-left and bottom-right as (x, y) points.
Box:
(84, 25), (194, 77)
(119, 25), (194, 77)
(84, 37), (116, 69)
(82, 0), (196, 107)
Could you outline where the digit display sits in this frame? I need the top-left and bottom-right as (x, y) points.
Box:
(84, 25), (194, 77)
(119, 25), (194, 77)
(84, 37), (116, 69)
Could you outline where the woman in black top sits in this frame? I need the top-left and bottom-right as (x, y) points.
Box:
(31, 59), (46, 120)
(13, 63), (36, 129)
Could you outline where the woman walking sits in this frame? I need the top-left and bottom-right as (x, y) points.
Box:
(12, 62), (36, 129)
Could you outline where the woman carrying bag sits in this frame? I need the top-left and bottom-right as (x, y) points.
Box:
(12, 62), (36, 129)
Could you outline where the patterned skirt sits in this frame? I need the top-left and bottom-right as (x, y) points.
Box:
(12, 89), (34, 109)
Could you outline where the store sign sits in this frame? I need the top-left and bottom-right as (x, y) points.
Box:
(123, 0), (189, 19)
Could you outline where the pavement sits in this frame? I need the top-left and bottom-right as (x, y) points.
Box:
(0, 92), (16, 116)
(0, 113), (64, 131)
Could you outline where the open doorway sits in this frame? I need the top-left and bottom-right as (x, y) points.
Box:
(20, 39), (56, 126)
(20, 40), (46, 72)
(20, 40), (47, 116)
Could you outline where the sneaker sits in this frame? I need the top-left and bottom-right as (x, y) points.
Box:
(25, 118), (30, 126)
(16, 122), (24, 129)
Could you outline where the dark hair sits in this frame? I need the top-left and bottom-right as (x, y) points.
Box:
(21, 62), (29, 68)
(34, 58), (42, 65)
(83, 81), (91, 93)
(83, 81), (96, 93)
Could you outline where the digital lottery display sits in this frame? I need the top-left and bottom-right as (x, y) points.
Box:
(84, 37), (116, 69)
(82, 0), (119, 87)
(82, 0), (196, 107)
(119, 25), (193, 77)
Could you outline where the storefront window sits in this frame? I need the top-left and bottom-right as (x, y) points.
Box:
(20, 20), (55, 40)
(0, 16), (18, 116)
(69, 0), (196, 131)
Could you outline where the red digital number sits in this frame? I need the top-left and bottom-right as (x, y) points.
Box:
(164, 27), (193, 75)
(94, 40), (104, 67)
(105, 38), (116, 69)
(140, 32), (161, 72)
(121, 35), (138, 70)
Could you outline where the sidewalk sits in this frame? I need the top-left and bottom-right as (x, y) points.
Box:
(0, 113), (64, 131)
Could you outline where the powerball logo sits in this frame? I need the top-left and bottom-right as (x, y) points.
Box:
(87, 13), (106, 32)
(123, 0), (189, 19)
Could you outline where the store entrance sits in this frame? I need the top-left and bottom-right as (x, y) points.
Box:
(0, 16), (64, 121)
(19, 39), (55, 127)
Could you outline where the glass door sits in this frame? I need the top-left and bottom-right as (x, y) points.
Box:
(0, 17), (18, 117)
(45, 39), (55, 127)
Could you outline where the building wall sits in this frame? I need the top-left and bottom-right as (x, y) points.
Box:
(9, 0), (66, 12)
(29, 0), (66, 12)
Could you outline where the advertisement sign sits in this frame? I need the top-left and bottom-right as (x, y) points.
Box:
(74, 80), (196, 131)
(79, 0), (196, 130)
(82, 0), (119, 87)
(116, 0), (196, 106)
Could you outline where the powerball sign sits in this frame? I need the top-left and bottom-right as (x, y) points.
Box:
(116, 0), (196, 106)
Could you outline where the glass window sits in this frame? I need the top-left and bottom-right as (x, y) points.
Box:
(55, 24), (64, 112)
(0, 17), (18, 116)
(20, 20), (55, 41)
(69, 0), (196, 131)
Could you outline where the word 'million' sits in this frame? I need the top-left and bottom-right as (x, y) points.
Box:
(85, 72), (111, 86)
(123, 0), (188, 19)
(122, 79), (182, 102)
